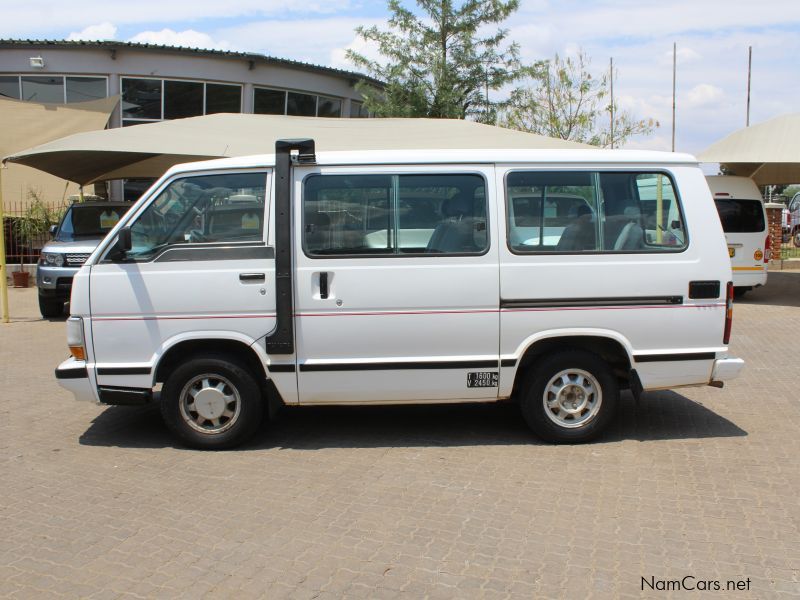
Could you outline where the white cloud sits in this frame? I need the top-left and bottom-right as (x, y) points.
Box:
(330, 35), (382, 70)
(685, 83), (725, 108)
(67, 22), (117, 41)
(662, 46), (701, 66)
(0, 0), (356, 37)
(217, 18), (382, 67)
(128, 29), (229, 51)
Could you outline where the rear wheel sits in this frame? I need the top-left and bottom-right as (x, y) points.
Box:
(520, 349), (618, 443)
(160, 355), (264, 449)
(793, 230), (800, 248)
(733, 287), (749, 299)
(38, 294), (64, 318)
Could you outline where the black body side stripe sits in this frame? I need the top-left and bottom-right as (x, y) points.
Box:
(269, 364), (296, 373)
(501, 296), (683, 309)
(299, 360), (499, 372)
(55, 367), (88, 379)
(500, 359), (516, 367)
(96, 367), (152, 376)
(633, 352), (716, 363)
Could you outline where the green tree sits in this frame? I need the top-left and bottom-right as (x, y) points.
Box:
(347, 0), (521, 121)
(500, 50), (657, 147)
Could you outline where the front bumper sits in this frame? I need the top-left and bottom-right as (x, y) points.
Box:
(37, 265), (79, 296)
(55, 357), (98, 403)
(711, 356), (745, 383)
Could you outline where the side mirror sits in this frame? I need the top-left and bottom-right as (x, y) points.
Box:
(49, 224), (58, 237)
(118, 226), (132, 251)
(107, 226), (132, 261)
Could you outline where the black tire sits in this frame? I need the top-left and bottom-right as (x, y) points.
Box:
(733, 287), (749, 299)
(519, 349), (618, 443)
(160, 355), (264, 450)
(38, 295), (64, 318)
(793, 231), (800, 248)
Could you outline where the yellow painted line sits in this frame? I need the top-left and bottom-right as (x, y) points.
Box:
(732, 266), (765, 271)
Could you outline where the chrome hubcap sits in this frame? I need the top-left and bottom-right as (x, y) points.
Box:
(179, 374), (241, 434)
(543, 368), (602, 428)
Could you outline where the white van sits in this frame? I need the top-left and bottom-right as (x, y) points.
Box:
(56, 141), (744, 449)
(706, 176), (769, 296)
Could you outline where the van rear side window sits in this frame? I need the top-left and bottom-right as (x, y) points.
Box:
(506, 171), (687, 253)
(714, 199), (765, 233)
(303, 173), (488, 256)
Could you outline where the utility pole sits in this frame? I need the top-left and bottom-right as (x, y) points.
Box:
(672, 42), (677, 152)
(746, 46), (752, 126)
(609, 57), (614, 149)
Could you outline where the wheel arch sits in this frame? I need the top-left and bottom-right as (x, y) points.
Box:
(509, 330), (634, 399)
(153, 333), (269, 386)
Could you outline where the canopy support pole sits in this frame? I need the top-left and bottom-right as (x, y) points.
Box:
(0, 168), (10, 323)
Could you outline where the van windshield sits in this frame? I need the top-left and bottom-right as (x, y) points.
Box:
(714, 199), (765, 233)
(56, 204), (132, 241)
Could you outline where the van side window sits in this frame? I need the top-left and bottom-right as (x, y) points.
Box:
(303, 173), (488, 256)
(125, 172), (267, 261)
(506, 171), (687, 253)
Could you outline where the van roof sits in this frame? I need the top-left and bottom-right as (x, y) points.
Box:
(164, 148), (699, 177)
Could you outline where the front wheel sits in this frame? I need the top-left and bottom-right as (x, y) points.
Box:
(160, 355), (264, 449)
(793, 230), (800, 248)
(38, 295), (64, 318)
(519, 350), (618, 443)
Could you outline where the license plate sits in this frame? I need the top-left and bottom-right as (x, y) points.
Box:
(467, 372), (498, 388)
(728, 247), (735, 257)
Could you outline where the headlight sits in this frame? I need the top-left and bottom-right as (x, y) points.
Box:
(40, 252), (64, 267)
(66, 316), (86, 361)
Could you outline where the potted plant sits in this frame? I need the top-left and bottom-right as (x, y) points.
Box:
(13, 191), (61, 288)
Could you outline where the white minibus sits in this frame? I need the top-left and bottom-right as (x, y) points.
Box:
(707, 175), (769, 296)
(56, 140), (744, 448)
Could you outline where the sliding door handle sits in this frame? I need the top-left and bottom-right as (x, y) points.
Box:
(319, 272), (329, 299)
(239, 272), (265, 282)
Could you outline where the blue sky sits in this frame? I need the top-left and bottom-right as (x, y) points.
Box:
(2, 0), (799, 155)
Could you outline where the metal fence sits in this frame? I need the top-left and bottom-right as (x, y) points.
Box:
(1, 201), (62, 264)
(779, 242), (800, 260)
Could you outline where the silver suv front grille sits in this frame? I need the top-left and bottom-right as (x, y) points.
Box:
(65, 253), (91, 266)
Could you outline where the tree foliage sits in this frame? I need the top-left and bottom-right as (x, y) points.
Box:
(500, 50), (657, 147)
(347, 0), (520, 122)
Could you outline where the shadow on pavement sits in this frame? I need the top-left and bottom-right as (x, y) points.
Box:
(735, 270), (800, 308)
(79, 390), (746, 450)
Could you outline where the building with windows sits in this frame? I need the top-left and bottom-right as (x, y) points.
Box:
(0, 39), (375, 203)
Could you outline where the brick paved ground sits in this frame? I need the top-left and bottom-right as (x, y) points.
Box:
(1, 275), (799, 599)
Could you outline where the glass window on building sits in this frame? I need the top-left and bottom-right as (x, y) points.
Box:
(0, 75), (20, 99)
(350, 100), (369, 118)
(254, 88), (286, 114)
(287, 91), (316, 116)
(123, 178), (156, 203)
(21, 76), (64, 103)
(65, 77), (107, 103)
(164, 80), (204, 119)
(317, 96), (342, 118)
(122, 78), (162, 120)
(206, 83), (241, 114)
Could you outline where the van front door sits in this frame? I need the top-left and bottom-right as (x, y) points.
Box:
(293, 165), (500, 404)
(89, 170), (275, 390)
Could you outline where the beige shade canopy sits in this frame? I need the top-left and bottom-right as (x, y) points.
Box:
(697, 113), (800, 185)
(0, 95), (119, 205)
(2, 113), (590, 185)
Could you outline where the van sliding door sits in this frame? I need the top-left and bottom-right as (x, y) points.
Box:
(293, 165), (501, 404)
